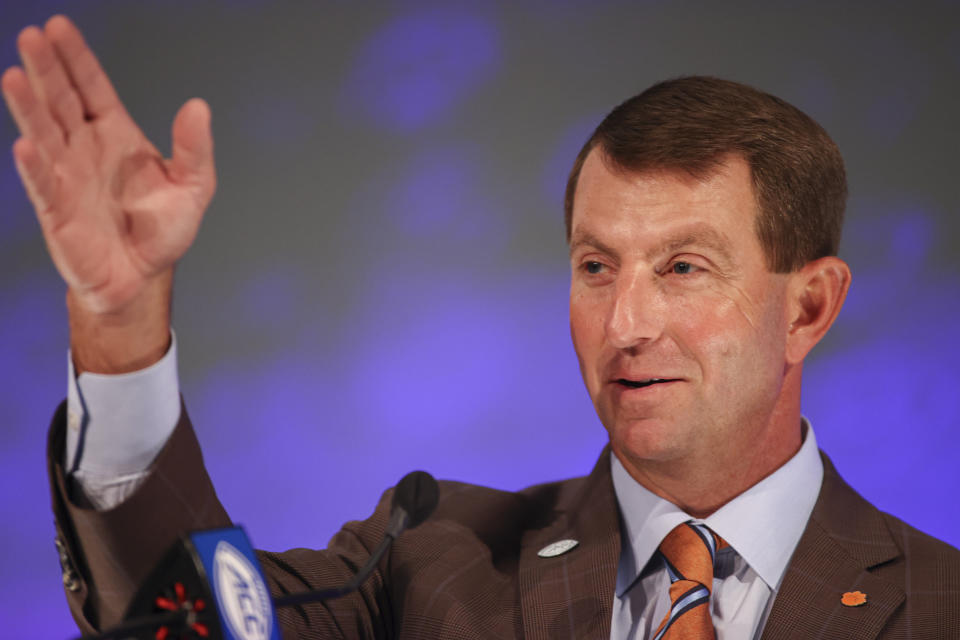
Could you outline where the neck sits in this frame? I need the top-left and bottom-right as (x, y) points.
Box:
(615, 367), (805, 518)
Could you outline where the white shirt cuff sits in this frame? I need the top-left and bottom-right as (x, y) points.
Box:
(65, 331), (181, 480)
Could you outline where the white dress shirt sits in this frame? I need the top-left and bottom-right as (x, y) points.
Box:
(609, 420), (823, 639)
(65, 338), (823, 638)
(65, 334), (181, 509)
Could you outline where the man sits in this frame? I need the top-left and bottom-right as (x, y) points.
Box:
(4, 14), (958, 640)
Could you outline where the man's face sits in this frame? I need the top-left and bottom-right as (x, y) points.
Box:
(569, 150), (793, 471)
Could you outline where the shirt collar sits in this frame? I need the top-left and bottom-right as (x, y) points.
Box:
(612, 418), (823, 596)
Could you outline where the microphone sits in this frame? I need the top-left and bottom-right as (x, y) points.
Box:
(273, 470), (439, 608)
(77, 471), (439, 640)
(389, 469), (440, 534)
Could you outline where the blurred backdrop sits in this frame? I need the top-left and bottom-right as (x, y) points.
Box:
(2, 1), (958, 636)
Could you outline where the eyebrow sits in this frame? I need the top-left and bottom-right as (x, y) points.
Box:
(569, 224), (737, 269)
(656, 226), (736, 266)
(568, 230), (618, 258)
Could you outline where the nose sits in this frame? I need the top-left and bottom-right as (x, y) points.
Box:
(605, 271), (665, 350)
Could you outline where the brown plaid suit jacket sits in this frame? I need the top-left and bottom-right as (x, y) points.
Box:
(48, 402), (960, 639)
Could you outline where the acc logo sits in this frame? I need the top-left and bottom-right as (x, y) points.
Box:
(212, 540), (273, 640)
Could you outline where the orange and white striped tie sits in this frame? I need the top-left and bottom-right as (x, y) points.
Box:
(652, 522), (728, 640)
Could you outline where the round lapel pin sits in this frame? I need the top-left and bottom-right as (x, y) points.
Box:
(538, 539), (579, 558)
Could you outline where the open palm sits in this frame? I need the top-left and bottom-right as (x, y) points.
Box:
(2, 15), (215, 314)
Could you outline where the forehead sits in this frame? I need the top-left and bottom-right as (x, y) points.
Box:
(569, 150), (761, 256)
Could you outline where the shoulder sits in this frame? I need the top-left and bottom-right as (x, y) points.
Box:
(370, 475), (590, 604)
(873, 510), (960, 635)
(878, 509), (960, 574)
(817, 451), (960, 562)
(817, 451), (960, 566)
(814, 452), (960, 629)
(426, 474), (589, 535)
(340, 473), (588, 543)
(437, 474), (589, 508)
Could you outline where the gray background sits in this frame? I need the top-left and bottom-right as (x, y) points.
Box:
(1, 1), (958, 635)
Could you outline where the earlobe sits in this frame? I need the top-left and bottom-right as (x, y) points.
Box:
(785, 257), (851, 364)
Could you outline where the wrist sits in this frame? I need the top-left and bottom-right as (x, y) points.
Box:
(68, 270), (173, 374)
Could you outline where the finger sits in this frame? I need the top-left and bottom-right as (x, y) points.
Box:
(44, 15), (121, 119)
(12, 137), (59, 216)
(18, 22), (85, 134)
(1, 65), (66, 160)
(168, 98), (215, 191)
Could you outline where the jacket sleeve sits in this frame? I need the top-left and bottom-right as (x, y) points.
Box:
(47, 399), (395, 640)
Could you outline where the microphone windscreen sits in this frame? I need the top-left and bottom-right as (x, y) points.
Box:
(392, 471), (439, 529)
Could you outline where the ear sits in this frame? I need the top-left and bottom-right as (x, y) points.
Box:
(784, 256), (851, 364)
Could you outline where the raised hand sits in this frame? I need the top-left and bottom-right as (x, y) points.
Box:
(2, 15), (216, 372)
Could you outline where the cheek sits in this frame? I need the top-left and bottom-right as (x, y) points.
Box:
(668, 291), (742, 354)
(569, 288), (606, 336)
(669, 291), (768, 377)
(695, 289), (788, 391)
(569, 292), (601, 372)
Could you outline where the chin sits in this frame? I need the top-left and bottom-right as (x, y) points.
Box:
(606, 415), (690, 464)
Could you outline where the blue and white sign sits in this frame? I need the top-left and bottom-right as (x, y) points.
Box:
(189, 527), (281, 640)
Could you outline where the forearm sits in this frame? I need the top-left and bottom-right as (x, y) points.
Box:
(51, 400), (393, 637)
(49, 399), (233, 632)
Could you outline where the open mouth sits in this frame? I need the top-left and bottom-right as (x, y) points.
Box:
(616, 378), (678, 389)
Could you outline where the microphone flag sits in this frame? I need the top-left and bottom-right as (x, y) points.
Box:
(123, 526), (280, 640)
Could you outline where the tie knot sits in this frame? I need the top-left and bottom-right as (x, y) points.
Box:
(658, 522), (727, 589)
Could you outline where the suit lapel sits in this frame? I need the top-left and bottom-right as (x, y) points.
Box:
(518, 449), (620, 640)
(514, 448), (906, 639)
(760, 452), (904, 640)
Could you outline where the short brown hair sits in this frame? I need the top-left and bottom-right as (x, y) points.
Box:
(564, 76), (847, 273)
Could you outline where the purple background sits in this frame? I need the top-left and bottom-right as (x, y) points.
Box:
(2, 2), (958, 636)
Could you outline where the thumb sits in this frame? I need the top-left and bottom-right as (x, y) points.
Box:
(168, 97), (215, 189)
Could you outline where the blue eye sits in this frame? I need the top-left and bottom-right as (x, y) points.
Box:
(672, 261), (693, 274)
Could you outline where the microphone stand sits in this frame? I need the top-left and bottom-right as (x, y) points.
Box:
(273, 535), (392, 608)
(274, 494), (416, 608)
(73, 471), (439, 640)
